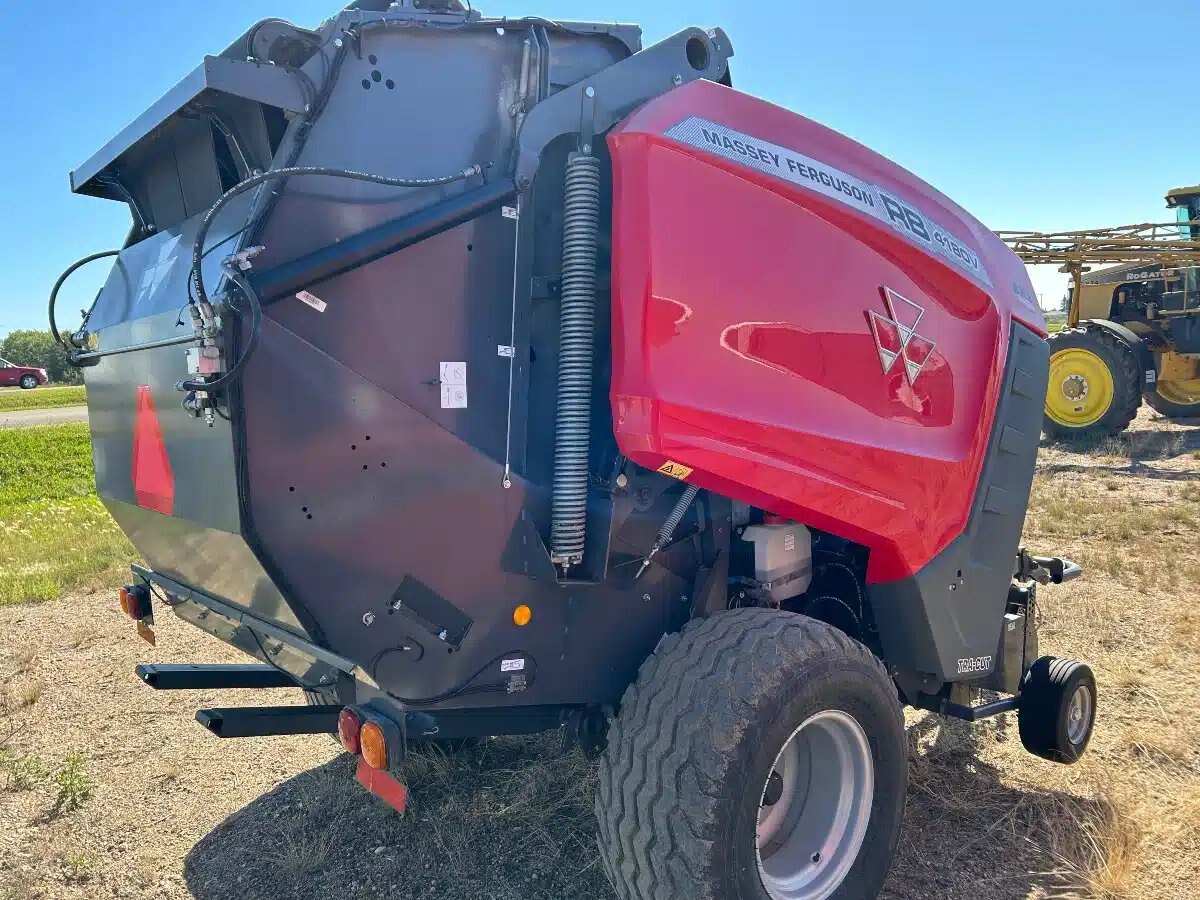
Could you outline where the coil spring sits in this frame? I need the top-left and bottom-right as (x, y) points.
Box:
(657, 484), (699, 547)
(550, 152), (602, 567)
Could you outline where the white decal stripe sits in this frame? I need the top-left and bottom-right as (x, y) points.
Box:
(665, 117), (992, 287)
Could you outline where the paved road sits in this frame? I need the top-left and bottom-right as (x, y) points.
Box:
(0, 405), (89, 429)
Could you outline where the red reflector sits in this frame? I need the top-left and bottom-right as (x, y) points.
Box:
(132, 385), (175, 515)
(355, 757), (408, 814)
(338, 708), (362, 755)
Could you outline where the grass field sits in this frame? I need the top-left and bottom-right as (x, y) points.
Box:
(0, 413), (1198, 899)
(0, 386), (86, 413)
(0, 424), (132, 605)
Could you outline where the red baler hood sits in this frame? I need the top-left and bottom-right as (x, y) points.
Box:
(608, 79), (1044, 583)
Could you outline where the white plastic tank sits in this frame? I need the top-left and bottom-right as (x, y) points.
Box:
(740, 521), (812, 603)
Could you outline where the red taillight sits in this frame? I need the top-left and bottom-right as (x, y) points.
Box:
(118, 584), (151, 620)
(338, 707), (362, 755)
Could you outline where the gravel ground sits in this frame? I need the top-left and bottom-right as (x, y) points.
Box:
(0, 407), (88, 429)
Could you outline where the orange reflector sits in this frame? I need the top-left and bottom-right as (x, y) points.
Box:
(360, 720), (388, 770)
(513, 604), (532, 626)
(338, 708), (362, 755)
(118, 586), (133, 617)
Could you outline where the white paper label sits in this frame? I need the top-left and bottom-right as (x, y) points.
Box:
(501, 658), (525, 672)
(784, 532), (796, 552)
(502, 205), (519, 220)
(296, 290), (327, 312)
(497, 344), (516, 358)
(440, 361), (467, 409)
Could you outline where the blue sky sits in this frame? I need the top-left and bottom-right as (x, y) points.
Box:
(2, 0), (1197, 336)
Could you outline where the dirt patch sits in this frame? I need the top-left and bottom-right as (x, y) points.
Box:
(2, 412), (1198, 900)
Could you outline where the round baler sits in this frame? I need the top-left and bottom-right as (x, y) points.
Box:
(54, 3), (1096, 898)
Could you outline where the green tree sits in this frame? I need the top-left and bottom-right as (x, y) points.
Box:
(0, 329), (83, 385)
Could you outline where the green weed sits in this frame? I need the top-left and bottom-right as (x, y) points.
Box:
(53, 750), (93, 811)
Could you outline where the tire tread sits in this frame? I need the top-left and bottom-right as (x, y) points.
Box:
(596, 609), (899, 900)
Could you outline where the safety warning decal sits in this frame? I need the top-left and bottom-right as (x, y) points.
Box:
(657, 461), (694, 480)
(665, 117), (991, 287)
(440, 362), (468, 409)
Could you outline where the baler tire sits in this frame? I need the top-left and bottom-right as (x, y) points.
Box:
(596, 608), (907, 900)
(1043, 327), (1140, 439)
(1017, 656), (1096, 764)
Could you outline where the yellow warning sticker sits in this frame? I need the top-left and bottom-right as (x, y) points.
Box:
(656, 460), (693, 480)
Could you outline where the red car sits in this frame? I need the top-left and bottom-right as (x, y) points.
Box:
(0, 357), (48, 389)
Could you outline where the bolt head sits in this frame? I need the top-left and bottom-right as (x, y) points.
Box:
(673, 74), (683, 85)
(584, 85), (596, 98)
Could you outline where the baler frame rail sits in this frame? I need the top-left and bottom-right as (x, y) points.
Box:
(196, 704), (341, 738)
(136, 663), (298, 691)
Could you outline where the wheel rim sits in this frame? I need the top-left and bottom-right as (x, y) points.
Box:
(1155, 377), (1200, 408)
(1046, 348), (1115, 427)
(756, 710), (874, 900)
(1067, 684), (1093, 746)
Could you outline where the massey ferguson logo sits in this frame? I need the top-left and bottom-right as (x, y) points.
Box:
(867, 287), (937, 385)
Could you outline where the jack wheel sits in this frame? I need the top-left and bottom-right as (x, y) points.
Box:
(596, 609), (907, 900)
(1018, 656), (1096, 764)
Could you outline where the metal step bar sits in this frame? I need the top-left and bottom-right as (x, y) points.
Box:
(196, 704), (341, 738)
(136, 663), (297, 691)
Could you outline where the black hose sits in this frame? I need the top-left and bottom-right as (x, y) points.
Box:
(49, 250), (120, 349)
(177, 265), (262, 394)
(189, 163), (484, 310)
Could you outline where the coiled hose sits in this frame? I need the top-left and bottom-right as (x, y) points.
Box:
(550, 152), (602, 569)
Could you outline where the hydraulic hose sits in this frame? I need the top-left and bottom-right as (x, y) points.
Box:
(190, 163), (484, 310)
(177, 264), (262, 394)
(48, 249), (120, 350)
(550, 152), (602, 570)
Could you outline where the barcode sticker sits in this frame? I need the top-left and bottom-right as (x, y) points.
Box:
(296, 290), (327, 312)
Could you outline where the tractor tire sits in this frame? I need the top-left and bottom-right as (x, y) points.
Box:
(1018, 656), (1096, 764)
(19, 375), (38, 390)
(1144, 385), (1200, 420)
(596, 608), (907, 900)
(1043, 327), (1140, 440)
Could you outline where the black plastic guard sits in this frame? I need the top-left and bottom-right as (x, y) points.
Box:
(867, 321), (1049, 685)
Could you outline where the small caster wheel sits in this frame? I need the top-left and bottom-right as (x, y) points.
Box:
(1018, 656), (1096, 763)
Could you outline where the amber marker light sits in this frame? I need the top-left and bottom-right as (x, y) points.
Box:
(360, 720), (388, 770)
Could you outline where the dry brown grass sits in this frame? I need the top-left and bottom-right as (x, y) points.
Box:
(0, 407), (1197, 900)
